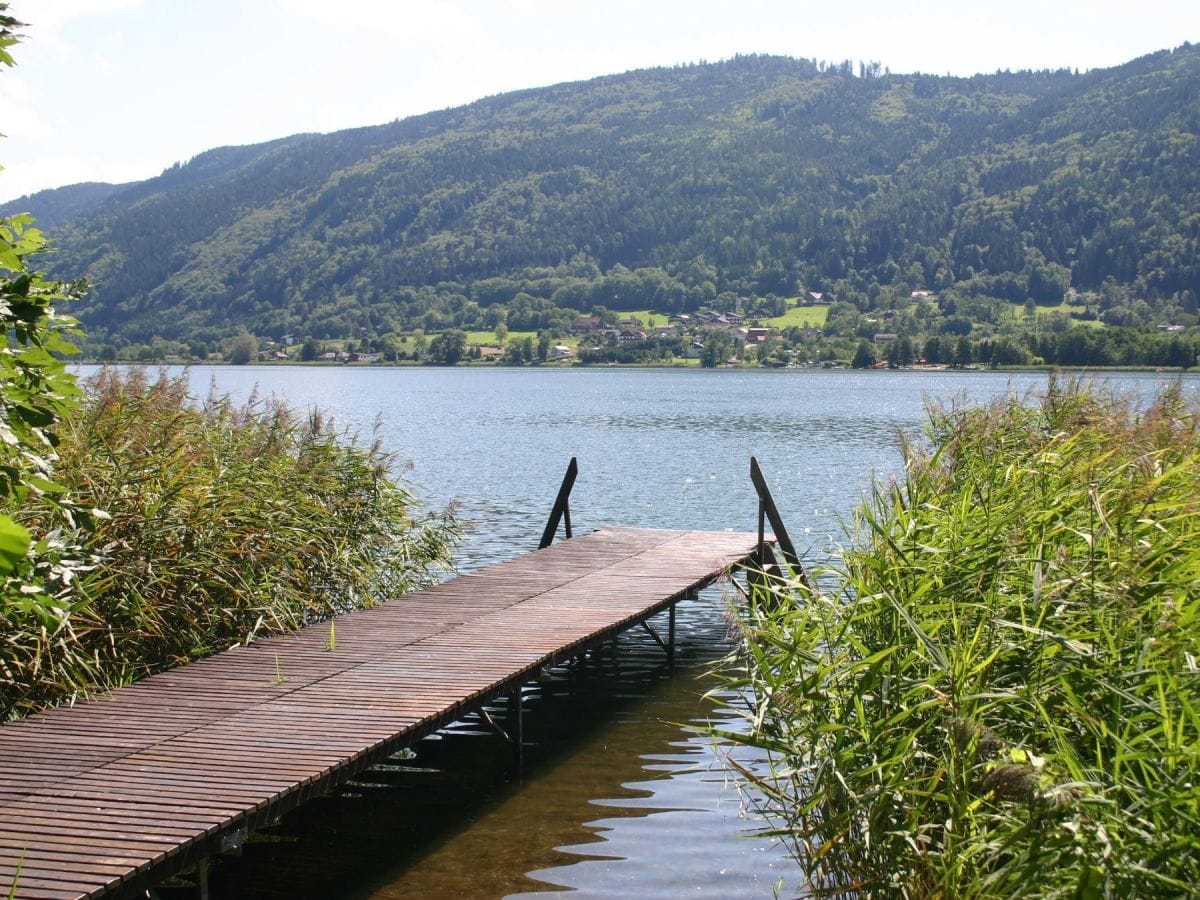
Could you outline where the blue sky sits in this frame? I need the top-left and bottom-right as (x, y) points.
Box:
(0, 0), (1196, 203)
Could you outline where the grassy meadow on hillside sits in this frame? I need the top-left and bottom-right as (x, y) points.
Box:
(765, 303), (830, 329)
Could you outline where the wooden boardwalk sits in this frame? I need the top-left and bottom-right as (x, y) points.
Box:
(0, 526), (759, 899)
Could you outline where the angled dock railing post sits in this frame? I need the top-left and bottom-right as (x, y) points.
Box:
(539, 457), (578, 548)
(750, 456), (809, 587)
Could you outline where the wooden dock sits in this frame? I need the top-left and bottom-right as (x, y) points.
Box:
(0, 525), (760, 899)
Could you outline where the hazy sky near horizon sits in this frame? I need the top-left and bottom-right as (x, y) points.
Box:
(0, 0), (1195, 203)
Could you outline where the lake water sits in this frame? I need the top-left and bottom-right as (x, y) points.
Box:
(114, 366), (1192, 898)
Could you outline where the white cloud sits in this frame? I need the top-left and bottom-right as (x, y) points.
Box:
(9, 0), (148, 62)
(277, 0), (481, 41)
(0, 81), (50, 140)
(17, 0), (147, 31)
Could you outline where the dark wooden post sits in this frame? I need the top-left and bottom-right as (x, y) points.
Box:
(539, 457), (578, 548)
(507, 688), (524, 770)
(667, 603), (676, 667)
(750, 456), (809, 587)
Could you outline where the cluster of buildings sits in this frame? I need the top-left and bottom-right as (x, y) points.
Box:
(569, 308), (784, 354)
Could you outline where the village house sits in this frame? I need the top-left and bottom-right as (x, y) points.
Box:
(702, 314), (743, 331)
(571, 315), (605, 333)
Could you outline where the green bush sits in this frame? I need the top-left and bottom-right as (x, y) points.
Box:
(1, 368), (459, 718)
(0, 9), (100, 711)
(722, 378), (1200, 897)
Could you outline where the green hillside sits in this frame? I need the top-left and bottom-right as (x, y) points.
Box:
(6, 47), (1199, 357)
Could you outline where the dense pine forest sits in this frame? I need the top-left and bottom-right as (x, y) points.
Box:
(5, 45), (1199, 367)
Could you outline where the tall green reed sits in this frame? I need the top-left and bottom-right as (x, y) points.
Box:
(719, 379), (1200, 897)
(0, 368), (459, 719)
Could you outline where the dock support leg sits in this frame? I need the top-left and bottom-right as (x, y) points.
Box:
(197, 858), (210, 900)
(507, 688), (524, 771)
(667, 603), (676, 668)
(640, 601), (682, 667)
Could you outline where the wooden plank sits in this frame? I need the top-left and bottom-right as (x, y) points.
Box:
(0, 526), (757, 898)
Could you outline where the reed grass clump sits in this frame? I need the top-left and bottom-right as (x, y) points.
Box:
(0, 368), (459, 718)
(723, 379), (1200, 897)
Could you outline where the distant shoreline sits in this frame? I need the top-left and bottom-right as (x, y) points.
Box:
(73, 360), (1199, 376)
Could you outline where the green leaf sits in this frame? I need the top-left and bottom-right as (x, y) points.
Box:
(0, 515), (31, 574)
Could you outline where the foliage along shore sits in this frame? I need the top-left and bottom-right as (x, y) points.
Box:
(1, 368), (459, 720)
(82, 295), (1199, 371)
(721, 378), (1200, 897)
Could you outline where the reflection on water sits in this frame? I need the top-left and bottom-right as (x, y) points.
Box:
(514, 698), (788, 900)
(119, 366), (1193, 897)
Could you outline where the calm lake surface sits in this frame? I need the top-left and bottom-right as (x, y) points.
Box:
(110, 366), (1193, 898)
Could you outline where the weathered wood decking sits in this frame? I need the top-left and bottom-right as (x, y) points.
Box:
(0, 526), (759, 899)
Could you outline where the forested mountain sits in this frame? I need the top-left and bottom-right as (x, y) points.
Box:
(6, 45), (1200, 350)
(4, 182), (122, 232)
